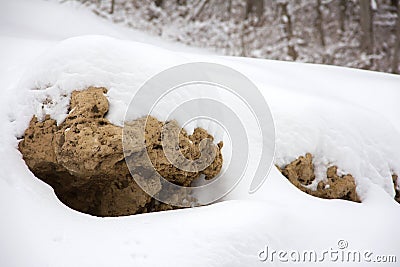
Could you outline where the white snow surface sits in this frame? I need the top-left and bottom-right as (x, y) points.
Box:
(1, 0), (400, 266)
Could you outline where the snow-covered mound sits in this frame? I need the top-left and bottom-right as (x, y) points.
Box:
(12, 34), (400, 202)
(1, 0), (400, 266)
(12, 35), (187, 130)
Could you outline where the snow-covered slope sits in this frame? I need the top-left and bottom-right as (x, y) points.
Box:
(1, 0), (399, 266)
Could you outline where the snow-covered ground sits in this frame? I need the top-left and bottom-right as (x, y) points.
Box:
(1, 0), (400, 266)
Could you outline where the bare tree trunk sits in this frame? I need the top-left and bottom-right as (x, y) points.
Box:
(359, 0), (374, 54)
(392, 3), (400, 74)
(279, 2), (298, 60)
(256, 0), (264, 20)
(240, 22), (247, 57)
(245, 0), (252, 19)
(154, 0), (163, 7)
(109, 0), (114, 14)
(245, 0), (264, 21)
(191, 0), (209, 21)
(316, 0), (325, 47)
(339, 0), (347, 35)
(224, 0), (232, 20)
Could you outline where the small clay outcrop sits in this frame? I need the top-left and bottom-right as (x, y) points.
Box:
(279, 153), (360, 202)
(18, 87), (223, 217)
(321, 166), (360, 202)
(281, 153), (315, 186)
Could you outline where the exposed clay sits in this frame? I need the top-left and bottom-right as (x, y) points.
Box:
(18, 87), (223, 216)
(279, 153), (360, 202)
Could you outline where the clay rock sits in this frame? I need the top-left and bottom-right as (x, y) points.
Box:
(18, 115), (59, 175)
(279, 153), (360, 202)
(281, 153), (315, 186)
(18, 87), (223, 216)
(68, 87), (108, 119)
(317, 166), (359, 202)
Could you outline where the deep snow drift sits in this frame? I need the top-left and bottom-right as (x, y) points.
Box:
(0, 0), (400, 266)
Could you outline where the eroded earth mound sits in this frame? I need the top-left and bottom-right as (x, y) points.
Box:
(278, 153), (360, 202)
(279, 153), (400, 203)
(18, 87), (223, 216)
(18, 87), (399, 215)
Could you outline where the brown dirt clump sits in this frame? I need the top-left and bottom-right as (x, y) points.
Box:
(281, 153), (315, 186)
(18, 87), (223, 217)
(279, 153), (360, 202)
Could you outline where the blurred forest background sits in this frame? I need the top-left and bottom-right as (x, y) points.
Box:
(71, 0), (400, 73)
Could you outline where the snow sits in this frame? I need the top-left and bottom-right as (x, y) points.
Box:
(0, 0), (400, 266)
